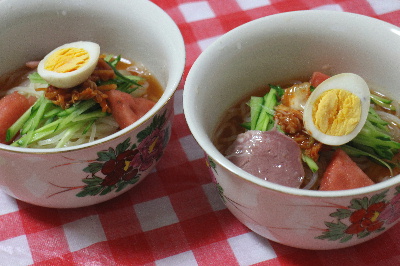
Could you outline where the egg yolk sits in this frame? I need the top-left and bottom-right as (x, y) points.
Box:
(312, 89), (361, 136)
(44, 47), (90, 73)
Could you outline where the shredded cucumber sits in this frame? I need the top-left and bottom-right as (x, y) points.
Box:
(8, 98), (108, 147)
(249, 85), (284, 131)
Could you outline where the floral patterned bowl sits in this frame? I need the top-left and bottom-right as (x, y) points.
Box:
(183, 11), (400, 249)
(0, 0), (185, 208)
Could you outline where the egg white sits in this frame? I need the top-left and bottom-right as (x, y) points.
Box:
(37, 41), (100, 88)
(303, 73), (370, 146)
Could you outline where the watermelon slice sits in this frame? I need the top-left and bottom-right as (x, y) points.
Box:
(0, 92), (36, 144)
(106, 90), (155, 129)
(310, 71), (330, 87)
(319, 149), (374, 191)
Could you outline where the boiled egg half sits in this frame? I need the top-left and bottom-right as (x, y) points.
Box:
(303, 73), (370, 146)
(37, 41), (100, 88)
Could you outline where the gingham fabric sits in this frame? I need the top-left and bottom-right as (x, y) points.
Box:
(1, 0), (400, 265)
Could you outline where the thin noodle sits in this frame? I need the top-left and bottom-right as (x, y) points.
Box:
(240, 101), (249, 118)
(394, 101), (400, 116)
(352, 156), (371, 171)
(302, 171), (318, 190)
(376, 111), (400, 141)
(89, 122), (97, 143)
(376, 111), (400, 127)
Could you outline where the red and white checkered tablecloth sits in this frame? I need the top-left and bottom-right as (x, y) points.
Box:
(1, 0), (400, 265)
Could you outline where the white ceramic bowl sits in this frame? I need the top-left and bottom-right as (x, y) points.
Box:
(0, 0), (185, 208)
(184, 10), (400, 249)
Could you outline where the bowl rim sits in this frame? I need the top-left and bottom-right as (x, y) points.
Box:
(0, 0), (186, 154)
(184, 10), (400, 198)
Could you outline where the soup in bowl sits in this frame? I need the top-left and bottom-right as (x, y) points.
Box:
(184, 10), (400, 249)
(0, 0), (185, 208)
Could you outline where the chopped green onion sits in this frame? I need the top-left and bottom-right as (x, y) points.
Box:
(103, 54), (114, 62)
(98, 60), (142, 94)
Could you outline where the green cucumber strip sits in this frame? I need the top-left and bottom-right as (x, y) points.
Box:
(56, 122), (87, 148)
(302, 154), (318, 173)
(82, 120), (96, 135)
(43, 106), (64, 118)
(25, 99), (52, 133)
(371, 94), (395, 111)
(56, 100), (97, 129)
(249, 96), (263, 130)
(73, 110), (108, 122)
(6, 106), (33, 142)
(255, 88), (277, 131)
